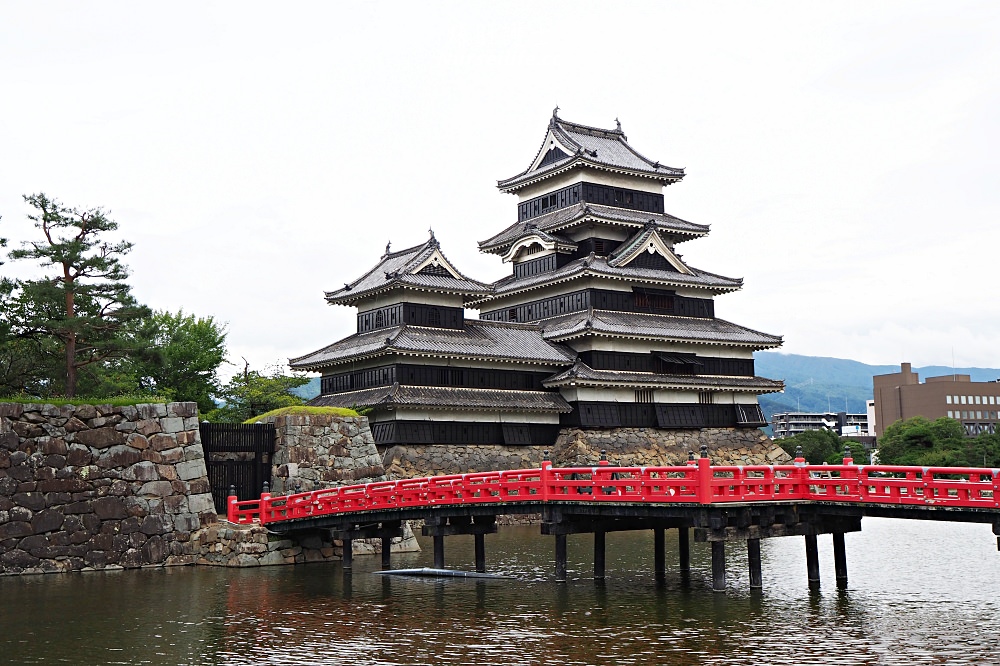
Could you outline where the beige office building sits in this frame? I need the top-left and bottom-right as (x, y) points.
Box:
(872, 363), (1000, 437)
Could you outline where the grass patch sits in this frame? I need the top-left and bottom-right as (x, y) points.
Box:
(243, 405), (359, 423)
(0, 394), (169, 407)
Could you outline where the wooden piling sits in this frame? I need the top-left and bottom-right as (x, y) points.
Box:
(711, 541), (726, 592)
(475, 533), (486, 573)
(833, 532), (848, 589)
(654, 527), (665, 582)
(747, 538), (762, 589)
(342, 538), (353, 570)
(594, 531), (606, 580)
(555, 534), (567, 582)
(805, 534), (820, 589)
(433, 535), (445, 569)
(678, 526), (690, 572)
(381, 536), (391, 570)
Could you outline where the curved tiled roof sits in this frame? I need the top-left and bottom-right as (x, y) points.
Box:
(467, 254), (742, 306)
(309, 384), (572, 413)
(289, 320), (577, 371)
(325, 235), (490, 305)
(542, 360), (784, 393)
(498, 114), (684, 192)
(540, 309), (782, 350)
(478, 203), (708, 254)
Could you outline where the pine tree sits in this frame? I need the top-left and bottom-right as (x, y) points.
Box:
(7, 194), (151, 397)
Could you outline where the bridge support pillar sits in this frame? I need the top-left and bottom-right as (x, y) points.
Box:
(833, 532), (848, 589)
(805, 534), (820, 589)
(381, 536), (391, 570)
(747, 538), (762, 589)
(433, 536), (445, 569)
(594, 531), (606, 580)
(654, 527), (665, 582)
(711, 541), (726, 592)
(342, 539), (353, 570)
(555, 534), (567, 582)
(475, 533), (486, 574)
(678, 526), (690, 572)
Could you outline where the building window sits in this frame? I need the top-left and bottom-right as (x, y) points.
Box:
(990, 396), (996, 405)
(946, 395), (953, 404)
(961, 396), (967, 404)
(977, 411), (983, 419)
(947, 411), (954, 418)
(698, 391), (714, 405)
(975, 396), (982, 405)
(635, 389), (654, 403)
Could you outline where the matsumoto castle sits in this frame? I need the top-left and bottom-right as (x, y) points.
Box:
(291, 111), (784, 448)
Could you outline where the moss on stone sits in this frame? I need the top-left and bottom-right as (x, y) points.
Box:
(243, 405), (359, 423)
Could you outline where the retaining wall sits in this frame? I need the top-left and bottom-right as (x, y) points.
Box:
(382, 427), (790, 478)
(0, 402), (215, 575)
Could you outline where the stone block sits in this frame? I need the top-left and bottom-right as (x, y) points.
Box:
(140, 514), (174, 535)
(187, 493), (216, 515)
(0, 521), (33, 540)
(155, 464), (178, 481)
(92, 496), (128, 520)
(96, 445), (143, 469)
(123, 461), (159, 482)
(167, 403), (198, 419)
(141, 535), (169, 563)
(137, 404), (167, 420)
(149, 433), (178, 452)
(74, 426), (125, 450)
(0, 403), (25, 419)
(135, 419), (162, 436)
(31, 508), (65, 534)
(183, 443), (204, 461)
(175, 459), (207, 482)
(160, 447), (184, 464)
(163, 494), (188, 514)
(138, 481), (174, 498)
(12, 492), (46, 511)
(174, 514), (200, 532)
(161, 417), (185, 434)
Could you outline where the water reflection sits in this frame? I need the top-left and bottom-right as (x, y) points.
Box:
(1, 519), (999, 664)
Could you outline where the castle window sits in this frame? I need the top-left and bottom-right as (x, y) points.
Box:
(508, 308), (518, 322)
(427, 308), (441, 327)
(375, 310), (384, 328)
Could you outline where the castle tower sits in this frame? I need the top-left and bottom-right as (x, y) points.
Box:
(290, 233), (575, 446)
(472, 111), (783, 430)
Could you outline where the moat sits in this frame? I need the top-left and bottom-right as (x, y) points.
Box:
(1, 517), (998, 665)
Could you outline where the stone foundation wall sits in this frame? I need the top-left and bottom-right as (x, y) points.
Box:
(269, 415), (386, 494)
(382, 427), (790, 478)
(194, 522), (420, 567)
(0, 402), (215, 576)
(553, 427), (791, 467)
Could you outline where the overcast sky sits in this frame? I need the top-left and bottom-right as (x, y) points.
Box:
(1, 1), (998, 379)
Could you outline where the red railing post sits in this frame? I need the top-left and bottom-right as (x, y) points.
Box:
(697, 445), (713, 504)
(259, 481), (272, 525)
(794, 446), (810, 499)
(226, 485), (238, 523)
(540, 451), (551, 503)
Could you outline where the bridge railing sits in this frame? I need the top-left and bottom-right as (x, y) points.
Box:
(225, 456), (999, 525)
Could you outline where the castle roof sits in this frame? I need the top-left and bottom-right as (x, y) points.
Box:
(468, 254), (742, 306)
(309, 384), (572, 413)
(542, 359), (784, 393)
(498, 113), (684, 193)
(289, 319), (577, 371)
(540, 309), (782, 350)
(324, 234), (490, 306)
(478, 203), (707, 255)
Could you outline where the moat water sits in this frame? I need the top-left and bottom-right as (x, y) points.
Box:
(1, 518), (998, 665)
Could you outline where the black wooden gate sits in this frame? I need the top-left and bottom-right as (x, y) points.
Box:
(200, 423), (276, 513)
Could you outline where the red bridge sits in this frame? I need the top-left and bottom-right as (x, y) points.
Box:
(227, 450), (1000, 591)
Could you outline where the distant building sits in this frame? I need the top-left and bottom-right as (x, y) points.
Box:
(771, 411), (870, 439)
(872, 362), (1000, 437)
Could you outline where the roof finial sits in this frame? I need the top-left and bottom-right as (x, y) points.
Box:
(615, 117), (621, 131)
(553, 105), (560, 118)
(428, 227), (435, 239)
(384, 240), (391, 257)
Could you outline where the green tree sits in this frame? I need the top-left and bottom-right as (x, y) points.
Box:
(126, 310), (227, 413)
(7, 194), (151, 397)
(777, 428), (845, 464)
(207, 361), (309, 423)
(876, 416), (967, 466)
